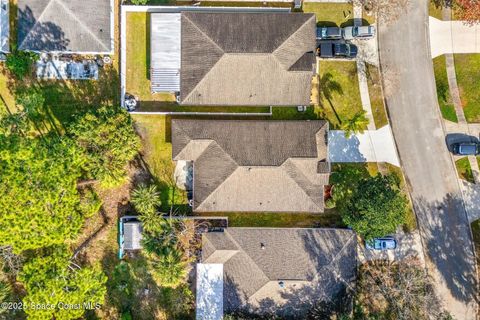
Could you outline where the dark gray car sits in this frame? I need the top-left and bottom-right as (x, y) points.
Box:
(316, 27), (342, 40)
(317, 42), (358, 58)
(451, 142), (480, 155)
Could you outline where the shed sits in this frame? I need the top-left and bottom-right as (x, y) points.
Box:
(150, 13), (181, 93)
(196, 263), (223, 320)
(123, 221), (143, 250)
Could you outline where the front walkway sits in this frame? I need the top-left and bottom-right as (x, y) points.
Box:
(328, 125), (400, 166)
(429, 17), (480, 58)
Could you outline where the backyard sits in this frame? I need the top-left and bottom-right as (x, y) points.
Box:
(454, 54), (480, 123)
(432, 55), (458, 123)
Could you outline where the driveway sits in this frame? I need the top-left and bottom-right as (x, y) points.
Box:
(378, 1), (477, 318)
(328, 126), (400, 166)
(357, 230), (425, 266)
(429, 17), (480, 58)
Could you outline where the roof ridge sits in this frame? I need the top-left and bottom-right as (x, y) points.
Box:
(272, 14), (316, 70)
(19, 0), (56, 49)
(281, 159), (323, 210)
(55, 0), (109, 52)
(194, 142), (239, 210)
(181, 14), (225, 103)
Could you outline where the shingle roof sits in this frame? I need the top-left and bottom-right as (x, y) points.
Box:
(172, 120), (330, 213)
(179, 12), (316, 106)
(202, 228), (357, 317)
(17, 0), (112, 53)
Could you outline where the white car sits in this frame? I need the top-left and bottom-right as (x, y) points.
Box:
(365, 237), (397, 250)
(342, 25), (376, 40)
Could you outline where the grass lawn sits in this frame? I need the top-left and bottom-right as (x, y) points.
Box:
(432, 56), (458, 122)
(455, 157), (474, 183)
(132, 114), (188, 210)
(302, 2), (354, 27)
(454, 54), (480, 123)
(316, 60), (365, 130)
(429, 1), (444, 20)
(471, 219), (480, 272)
(366, 64), (388, 128)
(200, 1), (292, 7)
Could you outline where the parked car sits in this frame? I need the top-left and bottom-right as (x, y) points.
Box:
(451, 142), (480, 155)
(317, 42), (358, 58)
(365, 237), (397, 250)
(342, 25), (376, 40)
(316, 27), (342, 40)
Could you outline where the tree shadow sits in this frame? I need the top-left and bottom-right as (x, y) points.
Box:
(17, 5), (70, 51)
(319, 72), (343, 125)
(413, 193), (478, 309)
(341, 18), (370, 27)
(327, 131), (368, 163)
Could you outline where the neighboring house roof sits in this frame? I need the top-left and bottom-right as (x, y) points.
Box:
(201, 228), (357, 317)
(179, 12), (316, 106)
(172, 119), (330, 213)
(0, 0), (9, 53)
(17, 0), (113, 53)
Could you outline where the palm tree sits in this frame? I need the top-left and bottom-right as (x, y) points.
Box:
(319, 72), (343, 124)
(341, 110), (370, 138)
(131, 184), (161, 215)
(149, 248), (187, 288)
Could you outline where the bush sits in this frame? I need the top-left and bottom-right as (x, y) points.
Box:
(131, 0), (148, 4)
(6, 50), (37, 80)
(325, 198), (336, 209)
(131, 184), (161, 215)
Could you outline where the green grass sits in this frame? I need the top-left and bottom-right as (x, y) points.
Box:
(455, 157), (474, 183)
(302, 2), (354, 27)
(471, 219), (480, 271)
(316, 60), (365, 130)
(432, 55), (458, 123)
(198, 212), (344, 228)
(429, 1), (444, 20)
(454, 54), (480, 123)
(132, 114), (188, 210)
(366, 64), (388, 128)
(330, 163), (416, 232)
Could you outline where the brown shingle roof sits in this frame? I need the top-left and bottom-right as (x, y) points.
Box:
(202, 228), (357, 317)
(179, 12), (316, 106)
(172, 120), (330, 213)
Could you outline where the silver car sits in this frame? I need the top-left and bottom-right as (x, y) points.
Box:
(365, 237), (397, 250)
(342, 25), (376, 40)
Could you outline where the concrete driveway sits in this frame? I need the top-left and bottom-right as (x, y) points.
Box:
(429, 17), (480, 58)
(358, 230), (425, 266)
(378, 1), (477, 318)
(328, 125), (400, 166)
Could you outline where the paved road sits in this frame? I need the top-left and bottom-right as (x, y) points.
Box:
(377, 1), (477, 318)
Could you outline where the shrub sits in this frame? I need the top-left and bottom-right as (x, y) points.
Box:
(131, 0), (148, 4)
(6, 50), (37, 80)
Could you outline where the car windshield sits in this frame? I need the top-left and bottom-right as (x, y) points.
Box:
(352, 27), (359, 37)
(460, 144), (477, 154)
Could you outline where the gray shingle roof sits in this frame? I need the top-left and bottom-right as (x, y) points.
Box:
(202, 228), (357, 317)
(18, 0), (112, 53)
(179, 12), (316, 106)
(172, 120), (330, 213)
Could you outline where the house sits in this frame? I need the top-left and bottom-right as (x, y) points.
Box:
(0, 0), (8, 58)
(196, 228), (357, 318)
(172, 119), (330, 213)
(151, 12), (316, 106)
(17, 0), (113, 54)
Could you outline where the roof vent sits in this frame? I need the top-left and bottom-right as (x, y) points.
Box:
(260, 243), (265, 250)
(278, 281), (285, 288)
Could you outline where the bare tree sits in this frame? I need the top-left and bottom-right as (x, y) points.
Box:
(356, 258), (451, 320)
(360, 0), (410, 26)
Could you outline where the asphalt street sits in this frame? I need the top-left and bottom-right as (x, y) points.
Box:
(377, 1), (477, 318)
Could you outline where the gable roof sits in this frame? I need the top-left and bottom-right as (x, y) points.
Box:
(172, 120), (329, 213)
(179, 12), (316, 106)
(18, 0), (112, 53)
(202, 228), (357, 316)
